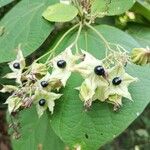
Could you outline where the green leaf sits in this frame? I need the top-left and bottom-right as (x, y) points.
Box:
(91, 0), (107, 15)
(127, 25), (150, 47)
(132, 1), (150, 21)
(91, 0), (135, 16)
(137, 0), (150, 10)
(0, 0), (57, 63)
(107, 0), (135, 15)
(0, 0), (13, 7)
(11, 106), (65, 150)
(42, 3), (78, 22)
(49, 25), (150, 149)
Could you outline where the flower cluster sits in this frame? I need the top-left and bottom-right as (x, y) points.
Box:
(73, 50), (137, 110)
(1, 45), (137, 117)
(1, 46), (78, 117)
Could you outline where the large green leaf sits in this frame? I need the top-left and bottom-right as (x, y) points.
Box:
(49, 25), (150, 149)
(0, 0), (13, 7)
(91, 0), (135, 16)
(107, 0), (135, 15)
(0, 0), (57, 63)
(11, 106), (65, 150)
(132, 1), (150, 21)
(127, 25), (150, 47)
(43, 3), (78, 22)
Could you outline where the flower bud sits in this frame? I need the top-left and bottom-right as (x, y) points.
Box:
(131, 47), (150, 65)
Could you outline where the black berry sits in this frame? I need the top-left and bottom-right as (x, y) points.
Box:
(41, 81), (48, 87)
(112, 77), (122, 85)
(13, 63), (20, 69)
(94, 65), (105, 76)
(39, 99), (46, 106)
(57, 60), (66, 68)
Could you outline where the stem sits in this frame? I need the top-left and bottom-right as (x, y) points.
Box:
(85, 23), (112, 51)
(72, 0), (83, 17)
(35, 23), (80, 63)
(73, 22), (82, 53)
(10, 116), (20, 136)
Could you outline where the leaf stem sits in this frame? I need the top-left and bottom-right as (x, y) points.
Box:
(85, 23), (112, 51)
(73, 22), (82, 53)
(35, 23), (80, 63)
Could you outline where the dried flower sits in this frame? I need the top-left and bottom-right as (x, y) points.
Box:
(131, 47), (150, 65)
(5, 96), (22, 114)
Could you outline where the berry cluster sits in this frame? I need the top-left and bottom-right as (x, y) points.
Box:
(0, 44), (137, 117)
(73, 50), (137, 109)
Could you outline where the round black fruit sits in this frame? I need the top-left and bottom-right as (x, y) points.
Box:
(41, 81), (48, 87)
(112, 77), (122, 85)
(57, 60), (66, 68)
(13, 62), (20, 69)
(94, 65), (105, 76)
(39, 99), (46, 106)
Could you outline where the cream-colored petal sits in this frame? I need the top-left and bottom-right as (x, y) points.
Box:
(16, 72), (23, 85)
(50, 45), (76, 70)
(77, 71), (109, 105)
(33, 90), (48, 103)
(49, 45), (77, 88)
(108, 65), (125, 80)
(5, 96), (22, 114)
(50, 69), (71, 87)
(16, 48), (26, 69)
(47, 100), (55, 114)
(37, 72), (52, 91)
(122, 73), (138, 86)
(33, 90), (62, 104)
(73, 50), (102, 78)
(0, 85), (18, 93)
(31, 63), (47, 75)
(108, 94), (122, 107)
(78, 78), (96, 103)
(4, 72), (17, 79)
(8, 48), (25, 72)
(108, 85), (132, 100)
(34, 90), (61, 117)
(36, 104), (47, 118)
(4, 70), (22, 85)
(80, 50), (101, 66)
(94, 86), (109, 102)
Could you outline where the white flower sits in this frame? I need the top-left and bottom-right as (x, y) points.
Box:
(50, 45), (79, 87)
(106, 65), (138, 107)
(33, 90), (62, 117)
(30, 63), (48, 76)
(37, 72), (62, 91)
(74, 50), (109, 106)
(4, 48), (25, 84)
(73, 50), (106, 78)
